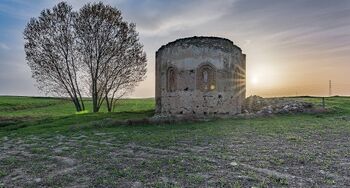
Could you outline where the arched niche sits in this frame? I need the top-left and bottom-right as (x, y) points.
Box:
(167, 67), (177, 92)
(196, 63), (216, 92)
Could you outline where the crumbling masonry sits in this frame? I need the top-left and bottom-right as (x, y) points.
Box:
(155, 36), (246, 116)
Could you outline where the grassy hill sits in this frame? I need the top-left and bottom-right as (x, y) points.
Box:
(1, 96), (350, 187)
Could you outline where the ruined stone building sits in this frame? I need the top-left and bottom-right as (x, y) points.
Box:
(155, 36), (246, 116)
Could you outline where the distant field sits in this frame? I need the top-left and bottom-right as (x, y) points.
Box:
(1, 96), (350, 187)
(0, 96), (155, 117)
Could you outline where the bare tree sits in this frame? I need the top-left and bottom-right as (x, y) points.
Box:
(74, 2), (147, 112)
(104, 23), (147, 112)
(24, 2), (85, 112)
(24, 2), (146, 113)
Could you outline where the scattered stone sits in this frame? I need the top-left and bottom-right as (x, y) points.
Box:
(74, 135), (87, 140)
(53, 146), (70, 153)
(341, 116), (350, 121)
(55, 135), (66, 141)
(159, 176), (178, 184)
(94, 132), (107, 136)
(52, 156), (76, 166)
(240, 163), (297, 180)
(242, 95), (314, 115)
(131, 181), (143, 188)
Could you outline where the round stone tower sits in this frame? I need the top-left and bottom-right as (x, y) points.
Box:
(155, 36), (246, 116)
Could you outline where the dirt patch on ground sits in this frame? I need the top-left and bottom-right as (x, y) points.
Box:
(1, 125), (350, 187)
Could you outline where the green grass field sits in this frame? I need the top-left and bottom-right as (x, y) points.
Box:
(1, 96), (350, 187)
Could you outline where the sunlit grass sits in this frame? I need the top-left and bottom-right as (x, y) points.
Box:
(75, 110), (89, 115)
(0, 96), (349, 138)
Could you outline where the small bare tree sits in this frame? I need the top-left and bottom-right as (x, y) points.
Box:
(24, 2), (85, 112)
(74, 2), (147, 112)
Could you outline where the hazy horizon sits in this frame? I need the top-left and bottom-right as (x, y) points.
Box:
(1, 0), (350, 98)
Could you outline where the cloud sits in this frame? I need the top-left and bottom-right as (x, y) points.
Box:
(0, 43), (10, 50)
(150, 2), (234, 36)
(115, 0), (236, 37)
(1, 0), (350, 97)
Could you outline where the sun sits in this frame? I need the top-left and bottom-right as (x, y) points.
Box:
(251, 76), (259, 85)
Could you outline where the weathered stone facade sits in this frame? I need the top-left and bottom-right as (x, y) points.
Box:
(155, 36), (246, 116)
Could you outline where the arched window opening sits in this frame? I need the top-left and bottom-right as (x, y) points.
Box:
(203, 70), (208, 84)
(197, 64), (216, 92)
(167, 67), (177, 92)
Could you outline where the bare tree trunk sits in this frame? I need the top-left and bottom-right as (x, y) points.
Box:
(76, 84), (85, 111)
(105, 96), (112, 112)
(92, 83), (98, 112)
(78, 93), (85, 111)
(73, 97), (82, 112)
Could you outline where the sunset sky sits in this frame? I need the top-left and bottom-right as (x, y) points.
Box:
(1, 0), (350, 97)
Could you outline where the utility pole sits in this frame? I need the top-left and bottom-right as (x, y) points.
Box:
(329, 80), (332, 97)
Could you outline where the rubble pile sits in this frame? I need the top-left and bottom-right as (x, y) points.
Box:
(242, 95), (313, 115)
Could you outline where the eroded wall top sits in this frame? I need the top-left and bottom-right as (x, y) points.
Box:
(156, 36), (241, 55)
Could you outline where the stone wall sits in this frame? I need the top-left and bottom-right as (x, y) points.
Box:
(155, 36), (246, 116)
